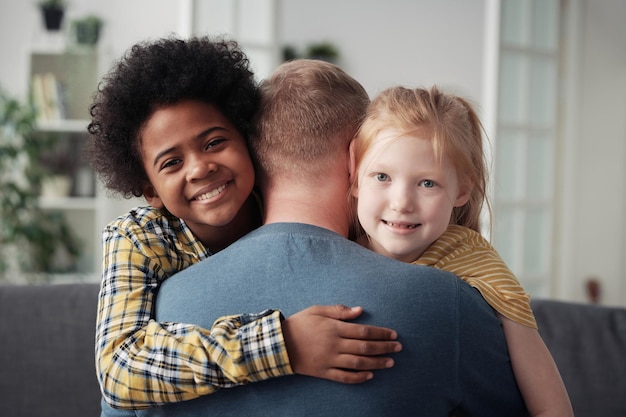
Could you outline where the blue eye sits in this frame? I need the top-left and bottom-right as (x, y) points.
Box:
(375, 173), (389, 182)
(421, 179), (435, 188)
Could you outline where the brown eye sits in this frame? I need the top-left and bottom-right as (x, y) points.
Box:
(205, 138), (226, 150)
(161, 158), (181, 171)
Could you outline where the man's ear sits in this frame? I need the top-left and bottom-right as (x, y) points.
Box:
(454, 178), (472, 207)
(142, 184), (164, 208)
(348, 140), (359, 197)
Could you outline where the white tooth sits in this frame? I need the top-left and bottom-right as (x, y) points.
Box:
(386, 221), (417, 229)
(196, 184), (226, 200)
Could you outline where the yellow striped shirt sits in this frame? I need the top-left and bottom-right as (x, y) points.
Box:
(414, 224), (537, 329)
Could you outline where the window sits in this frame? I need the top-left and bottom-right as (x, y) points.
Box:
(492, 0), (560, 297)
(191, 0), (280, 81)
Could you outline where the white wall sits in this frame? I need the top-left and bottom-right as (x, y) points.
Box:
(280, 0), (487, 102)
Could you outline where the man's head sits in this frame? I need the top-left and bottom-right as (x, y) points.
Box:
(251, 59), (369, 191)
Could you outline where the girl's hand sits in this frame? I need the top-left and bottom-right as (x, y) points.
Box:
(282, 304), (402, 383)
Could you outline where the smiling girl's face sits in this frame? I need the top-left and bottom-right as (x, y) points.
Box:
(353, 128), (470, 262)
(140, 99), (255, 245)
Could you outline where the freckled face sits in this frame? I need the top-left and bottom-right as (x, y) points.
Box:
(354, 129), (469, 262)
(140, 100), (255, 240)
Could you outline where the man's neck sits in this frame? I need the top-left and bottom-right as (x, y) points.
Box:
(263, 184), (351, 237)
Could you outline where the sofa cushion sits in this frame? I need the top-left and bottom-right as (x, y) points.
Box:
(532, 299), (626, 417)
(0, 283), (101, 417)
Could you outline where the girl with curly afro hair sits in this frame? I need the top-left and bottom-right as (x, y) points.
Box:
(89, 36), (277, 409)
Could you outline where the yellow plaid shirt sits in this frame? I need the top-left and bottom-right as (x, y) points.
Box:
(95, 206), (292, 409)
(415, 224), (537, 329)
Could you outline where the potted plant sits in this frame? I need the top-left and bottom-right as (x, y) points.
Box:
(306, 42), (340, 63)
(0, 87), (81, 280)
(71, 15), (103, 46)
(38, 0), (67, 31)
(282, 42), (341, 63)
(282, 45), (299, 62)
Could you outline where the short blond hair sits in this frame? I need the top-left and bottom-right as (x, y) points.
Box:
(251, 59), (369, 186)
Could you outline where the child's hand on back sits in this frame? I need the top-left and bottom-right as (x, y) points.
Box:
(282, 304), (402, 383)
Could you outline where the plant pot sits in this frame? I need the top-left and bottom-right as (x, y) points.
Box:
(73, 20), (102, 46)
(42, 7), (64, 31)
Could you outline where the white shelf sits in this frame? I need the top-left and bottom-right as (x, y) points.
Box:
(35, 119), (89, 133)
(22, 48), (103, 284)
(39, 196), (97, 210)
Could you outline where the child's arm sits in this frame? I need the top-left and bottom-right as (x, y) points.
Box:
(97, 220), (399, 409)
(97, 285), (398, 409)
(500, 315), (573, 417)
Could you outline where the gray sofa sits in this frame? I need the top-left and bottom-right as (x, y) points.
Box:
(530, 298), (626, 416)
(0, 283), (624, 417)
(0, 283), (101, 417)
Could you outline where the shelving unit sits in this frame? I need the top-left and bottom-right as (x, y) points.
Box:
(29, 47), (97, 121)
(26, 47), (141, 283)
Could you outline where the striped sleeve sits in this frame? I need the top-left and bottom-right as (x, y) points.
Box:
(415, 224), (537, 329)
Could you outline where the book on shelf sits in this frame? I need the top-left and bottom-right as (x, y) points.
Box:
(31, 72), (66, 122)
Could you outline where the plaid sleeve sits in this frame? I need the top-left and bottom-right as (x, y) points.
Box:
(95, 217), (293, 410)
